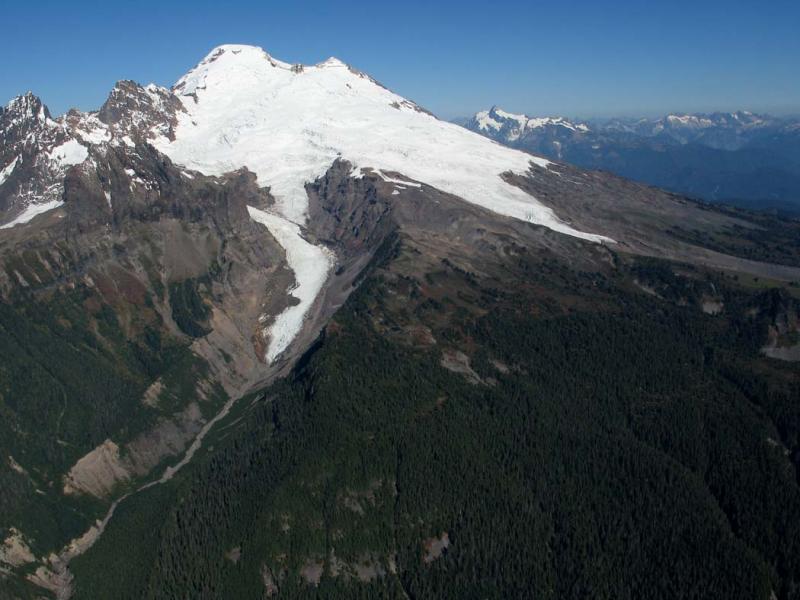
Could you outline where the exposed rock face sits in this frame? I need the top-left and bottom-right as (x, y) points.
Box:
(299, 556), (324, 586)
(62, 440), (131, 498)
(261, 564), (281, 596)
(0, 94), (59, 166)
(1, 81), (182, 227)
(62, 403), (207, 498)
(0, 528), (36, 570)
(760, 290), (800, 362)
(0, 93), (78, 222)
(9, 149), (296, 503)
(422, 532), (451, 564)
(97, 80), (184, 142)
(306, 161), (395, 260)
(440, 349), (483, 385)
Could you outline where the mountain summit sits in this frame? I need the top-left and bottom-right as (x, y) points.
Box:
(470, 106), (591, 141)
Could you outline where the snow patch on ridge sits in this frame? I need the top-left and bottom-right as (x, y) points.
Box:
(475, 109), (504, 131)
(47, 139), (88, 168)
(0, 199), (63, 229)
(0, 157), (19, 186)
(374, 169), (422, 188)
(247, 206), (335, 362)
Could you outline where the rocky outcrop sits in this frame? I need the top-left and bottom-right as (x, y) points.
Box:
(0, 528), (35, 571)
(62, 440), (131, 498)
(0, 93), (78, 223)
(62, 403), (208, 498)
(760, 289), (800, 362)
(306, 161), (395, 260)
(97, 80), (184, 142)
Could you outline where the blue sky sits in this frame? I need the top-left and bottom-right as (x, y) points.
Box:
(2, 0), (798, 119)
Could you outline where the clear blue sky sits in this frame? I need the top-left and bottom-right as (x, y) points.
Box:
(2, 0), (799, 119)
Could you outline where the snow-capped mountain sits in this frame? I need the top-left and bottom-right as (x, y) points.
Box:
(465, 107), (787, 151)
(463, 106), (800, 211)
(468, 106), (590, 144)
(1, 46), (609, 241)
(0, 94), (92, 228)
(152, 45), (606, 241)
(0, 44), (612, 364)
(463, 106), (592, 160)
(0, 82), (185, 229)
(602, 111), (782, 149)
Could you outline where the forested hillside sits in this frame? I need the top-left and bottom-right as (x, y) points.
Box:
(65, 231), (800, 600)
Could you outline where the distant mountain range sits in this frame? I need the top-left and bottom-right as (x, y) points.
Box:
(459, 107), (800, 213)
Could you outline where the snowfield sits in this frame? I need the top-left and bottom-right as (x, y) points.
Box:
(247, 206), (335, 362)
(0, 156), (19, 187)
(154, 45), (610, 243)
(0, 199), (62, 229)
(46, 139), (89, 168)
